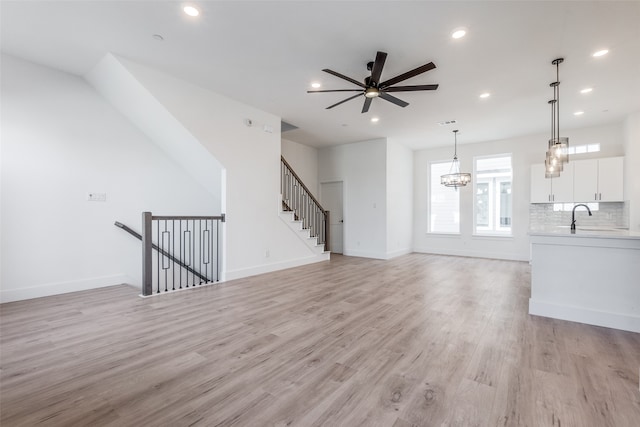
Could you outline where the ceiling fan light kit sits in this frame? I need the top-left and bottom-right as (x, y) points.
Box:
(307, 51), (439, 113)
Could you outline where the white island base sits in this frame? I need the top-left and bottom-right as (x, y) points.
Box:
(529, 230), (640, 333)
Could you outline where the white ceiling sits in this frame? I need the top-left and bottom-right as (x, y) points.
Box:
(2, 1), (639, 150)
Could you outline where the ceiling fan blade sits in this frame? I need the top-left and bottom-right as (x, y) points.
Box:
(323, 69), (367, 88)
(384, 84), (439, 92)
(379, 92), (409, 108)
(362, 97), (372, 113)
(326, 93), (363, 109)
(379, 62), (436, 88)
(369, 51), (387, 86)
(307, 89), (363, 93)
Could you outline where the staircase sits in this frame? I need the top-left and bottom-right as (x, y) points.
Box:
(280, 156), (330, 258)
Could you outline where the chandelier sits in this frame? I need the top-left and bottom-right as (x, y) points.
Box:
(441, 130), (471, 189)
(545, 58), (569, 178)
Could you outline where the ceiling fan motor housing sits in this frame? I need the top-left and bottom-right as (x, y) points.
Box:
(308, 51), (439, 113)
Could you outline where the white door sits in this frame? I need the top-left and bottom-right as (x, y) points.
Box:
(321, 182), (343, 254)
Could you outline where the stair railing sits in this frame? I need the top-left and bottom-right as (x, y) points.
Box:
(115, 212), (225, 296)
(281, 156), (329, 251)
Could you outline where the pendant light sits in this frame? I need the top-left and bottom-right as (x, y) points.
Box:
(545, 58), (569, 178)
(545, 98), (562, 178)
(441, 130), (471, 189)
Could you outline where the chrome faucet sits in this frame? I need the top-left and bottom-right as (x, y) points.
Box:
(571, 204), (592, 233)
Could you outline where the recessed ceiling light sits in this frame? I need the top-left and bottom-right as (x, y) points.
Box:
(479, 92), (490, 99)
(183, 6), (200, 17)
(452, 29), (467, 39)
(574, 111), (585, 116)
(580, 88), (593, 94)
(311, 82), (321, 89)
(371, 117), (379, 123)
(592, 49), (608, 57)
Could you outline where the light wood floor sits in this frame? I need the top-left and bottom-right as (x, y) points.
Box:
(1, 254), (639, 426)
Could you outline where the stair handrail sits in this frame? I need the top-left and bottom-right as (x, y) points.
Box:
(281, 156), (326, 213)
(281, 156), (329, 251)
(114, 221), (209, 283)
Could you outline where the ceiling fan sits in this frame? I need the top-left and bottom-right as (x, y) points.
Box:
(308, 51), (439, 113)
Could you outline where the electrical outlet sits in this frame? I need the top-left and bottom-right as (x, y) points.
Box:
(87, 193), (106, 202)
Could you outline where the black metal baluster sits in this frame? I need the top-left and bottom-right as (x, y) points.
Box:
(171, 220), (175, 291)
(192, 219), (195, 287)
(209, 219), (213, 282)
(141, 212), (153, 296)
(163, 220), (168, 292)
(179, 220), (183, 289)
(156, 219), (160, 294)
(216, 218), (220, 282)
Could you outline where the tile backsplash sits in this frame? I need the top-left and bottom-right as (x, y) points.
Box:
(529, 202), (628, 230)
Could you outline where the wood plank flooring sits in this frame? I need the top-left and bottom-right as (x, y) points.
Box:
(1, 253), (639, 426)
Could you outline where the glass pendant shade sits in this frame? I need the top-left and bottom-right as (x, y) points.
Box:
(441, 130), (471, 189)
(545, 155), (562, 178)
(546, 147), (563, 171)
(548, 137), (569, 164)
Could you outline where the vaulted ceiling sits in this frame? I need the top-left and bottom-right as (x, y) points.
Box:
(2, 1), (639, 149)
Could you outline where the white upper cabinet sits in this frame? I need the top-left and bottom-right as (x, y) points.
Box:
(573, 159), (598, 202)
(530, 162), (573, 203)
(597, 157), (624, 201)
(531, 156), (624, 203)
(550, 162), (574, 203)
(530, 164), (551, 203)
(573, 157), (624, 202)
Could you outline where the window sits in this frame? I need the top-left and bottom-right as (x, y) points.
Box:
(429, 161), (460, 233)
(567, 143), (600, 155)
(474, 155), (512, 235)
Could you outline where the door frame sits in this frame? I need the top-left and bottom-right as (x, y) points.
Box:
(320, 179), (346, 255)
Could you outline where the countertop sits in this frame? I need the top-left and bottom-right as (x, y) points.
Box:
(528, 226), (640, 240)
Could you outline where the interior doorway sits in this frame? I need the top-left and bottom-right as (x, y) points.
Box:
(320, 181), (344, 254)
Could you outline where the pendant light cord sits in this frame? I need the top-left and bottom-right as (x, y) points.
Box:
(556, 60), (560, 142)
(453, 130), (458, 159)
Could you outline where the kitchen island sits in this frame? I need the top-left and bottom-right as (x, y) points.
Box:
(529, 227), (640, 333)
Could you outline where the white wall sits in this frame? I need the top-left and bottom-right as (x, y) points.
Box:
(281, 138), (319, 198)
(319, 139), (388, 259)
(413, 122), (625, 261)
(86, 54), (223, 202)
(0, 54), (219, 302)
(386, 140), (413, 258)
(623, 111), (640, 231)
(102, 55), (321, 280)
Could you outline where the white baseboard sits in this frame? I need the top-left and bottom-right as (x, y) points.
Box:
(384, 248), (413, 260)
(225, 254), (329, 281)
(413, 246), (528, 262)
(0, 274), (136, 303)
(343, 250), (386, 259)
(529, 298), (640, 333)
(333, 248), (410, 260)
